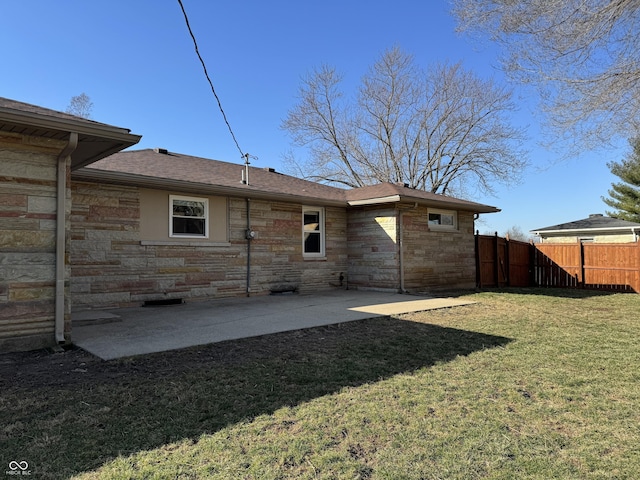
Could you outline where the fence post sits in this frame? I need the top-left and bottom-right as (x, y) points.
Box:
(475, 231), (481, 288)
(529, 240), (536, 287)
(505, 234), (511, 287)
(635, 241), (640, 293)
(579, 241), (585, 288)
(494, 232), (500, 287)
(637, 241), (640, 293)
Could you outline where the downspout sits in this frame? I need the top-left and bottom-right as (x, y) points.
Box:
(55, 132), (78, 344)
(398, 210), (405, 293)
(245, 198), (253, 296)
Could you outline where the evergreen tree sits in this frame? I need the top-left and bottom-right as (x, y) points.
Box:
(602, 138), (640, 223)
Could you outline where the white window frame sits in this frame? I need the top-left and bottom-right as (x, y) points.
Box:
(302, 206), (325, 258)
(169, 194), (209, 238)
(427, 208), (457, 230)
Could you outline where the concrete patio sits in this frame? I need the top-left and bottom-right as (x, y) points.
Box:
(72, 290), (475, 360)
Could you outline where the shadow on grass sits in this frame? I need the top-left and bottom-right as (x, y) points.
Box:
(476, 286), (625, 299)
(0, 316), (511, 478)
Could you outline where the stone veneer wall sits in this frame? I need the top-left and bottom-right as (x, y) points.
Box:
(0, 133), (70, 351)
(347, 207), (400, 291)
(401, 207), (477, 291)
(347, 205), (477, 292)
(70, 181), (348, 310)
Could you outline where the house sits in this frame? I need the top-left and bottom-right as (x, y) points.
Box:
(1, 97), (499, 353)
(531, 214), (640, 244)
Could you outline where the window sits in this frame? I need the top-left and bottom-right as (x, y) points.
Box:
(303, 206), (325, 257)
(170, 195), (209, 238)
(428, 209), (457, 230)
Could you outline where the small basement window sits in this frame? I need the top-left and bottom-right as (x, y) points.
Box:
(428, 209), (457, 230)
(170, 195), (209, 238)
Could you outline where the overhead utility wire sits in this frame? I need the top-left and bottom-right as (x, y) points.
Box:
(177, 0), (245, 158)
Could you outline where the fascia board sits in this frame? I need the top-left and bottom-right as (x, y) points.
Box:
(347, 195), (401, 206)
(348, 194), (500, 213)
(0, 108), (139, 141)
(404, 196), (500, 213)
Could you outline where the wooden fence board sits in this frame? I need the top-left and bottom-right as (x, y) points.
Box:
(475, 234), (640, 293)
(508, 240), (533, 287)
(476, 235), (501, 287)
(535, 244), (582, 288)
(582, 243), (640, 292)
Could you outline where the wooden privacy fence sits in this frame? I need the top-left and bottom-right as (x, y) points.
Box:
(475, 234), (640, 293)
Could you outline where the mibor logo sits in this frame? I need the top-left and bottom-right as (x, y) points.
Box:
(6, 461), (31, 476)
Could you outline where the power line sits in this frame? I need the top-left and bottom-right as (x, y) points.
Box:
(177, 0), (245, 158)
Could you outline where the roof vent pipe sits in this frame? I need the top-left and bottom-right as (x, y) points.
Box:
(242, 153), (251, 185)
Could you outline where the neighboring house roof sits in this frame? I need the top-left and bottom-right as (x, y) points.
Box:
(0, 97), (141, 169)
(74, 148), (500, 213)
(531, 214), (640, 235)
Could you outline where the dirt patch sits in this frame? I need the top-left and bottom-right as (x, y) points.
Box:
(0, 322), (376, 390)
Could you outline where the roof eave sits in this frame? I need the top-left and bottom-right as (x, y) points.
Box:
(348, 194), (500, 213)
(0, 107), (136, 139)
(73, 167), (500, 213)
(532, 226), (640, 236)
(0, 107), (142, 169)
(72, 169), (347, 207)
(347, 195), (402, 206)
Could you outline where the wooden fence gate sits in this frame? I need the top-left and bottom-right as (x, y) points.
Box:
(475, 234), (532, 288)
(475, 234), (640, 293)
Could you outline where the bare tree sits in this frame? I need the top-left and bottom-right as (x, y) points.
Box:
(503, 225), (530, 242)
(452, 0), (640, 151)
(282, 47), (527, 196)
(65, 93), (93, 119)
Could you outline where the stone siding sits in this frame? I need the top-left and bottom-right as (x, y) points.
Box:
(0, 134), (69, 351)
(401, 208), (476, 291)
(70, 182), (348, 309)
(347, 207), (399, 290)
(347, 206), (477, 292)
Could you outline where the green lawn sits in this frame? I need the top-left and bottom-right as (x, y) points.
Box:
(1, 289), (639, 479)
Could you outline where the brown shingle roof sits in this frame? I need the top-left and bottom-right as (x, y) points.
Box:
(75, 148), (499, 213)
(77, 149), (348, 206)
(532, 214), (640, 233)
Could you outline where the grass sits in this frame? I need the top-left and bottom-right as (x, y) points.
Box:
(1, 288), (639, 479)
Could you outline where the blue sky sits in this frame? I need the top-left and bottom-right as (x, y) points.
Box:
(1, 1), (627, 236)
